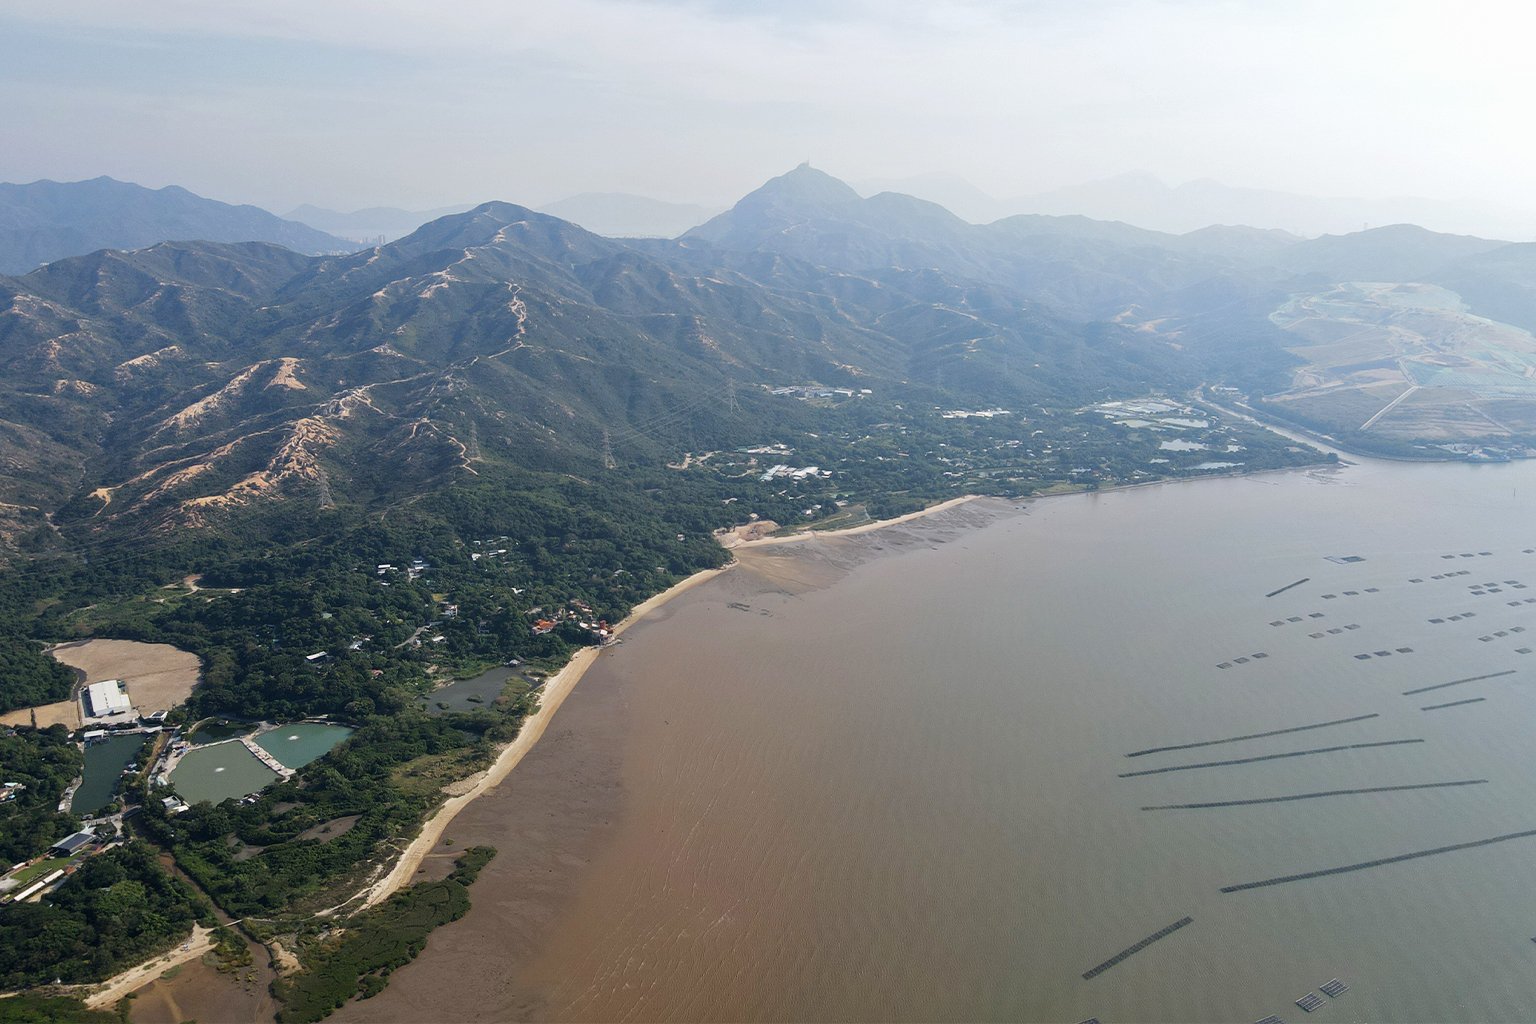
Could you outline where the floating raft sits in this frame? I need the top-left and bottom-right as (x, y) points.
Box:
(1319, 978), (1349, 998)
(1141, 779), (1487, 811)
(1119, 739), (1423, 779)
(1221, 827), (1536, 893)
(1402, 669), (1515, 696)
(1081, 916), (1193, 980)
(1254, 1016), (1286, 1024)
(1125, 713), (1379, 759)
(1295, 992), (1325, 1012)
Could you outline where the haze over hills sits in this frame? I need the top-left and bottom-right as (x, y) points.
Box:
(284, 203), (477, 245)
(0, 177), (358, 276)
(536, 193), (721, 239)
(860, 171), (1536, 240)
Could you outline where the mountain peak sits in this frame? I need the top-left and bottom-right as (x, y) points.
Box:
(685, 165), (861, 246)
(755, 163), (862, 207)
(382, 200), (618, 267)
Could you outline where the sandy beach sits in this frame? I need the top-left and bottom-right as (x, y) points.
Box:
(79, 925), (214, 1010)
(719, 494), (982, 549)
(353, 494), (987, 913)
(353, 562), (735, 912)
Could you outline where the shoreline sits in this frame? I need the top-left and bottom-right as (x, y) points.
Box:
(351, 562), (735, 912)
(351, 491), (992, 913)
(332, 460), (1325, 914)
(722, 494), (984, 549)
(77, 924), (215, 1010)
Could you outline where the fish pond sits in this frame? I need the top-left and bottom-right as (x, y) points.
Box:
(420, 666), (524, 715)
(170, 722), (352, 804)
(72, 733), (149, 815)
(254, 722), (353, 769)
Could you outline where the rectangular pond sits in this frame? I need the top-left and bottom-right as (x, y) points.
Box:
(420, 667), (520, 715)
(254, 722), (353, 769)
(72, 733), (149, 815)
(168, 741), (280, 805)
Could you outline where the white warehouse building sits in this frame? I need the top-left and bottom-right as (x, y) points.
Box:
(84, 680), (132, 717)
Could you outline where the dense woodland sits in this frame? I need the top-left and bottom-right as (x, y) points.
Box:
(0, 842), (208, 989)
(0, 727), (83, 863)
(0, 640), (78, 715)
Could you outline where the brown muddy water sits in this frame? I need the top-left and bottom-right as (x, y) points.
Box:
(338, 458), (1536, 1023)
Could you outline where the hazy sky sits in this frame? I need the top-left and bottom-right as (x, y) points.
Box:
(3, 0), (1532, 213)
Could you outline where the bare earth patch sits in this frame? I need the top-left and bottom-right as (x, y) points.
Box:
(0, 698), (81, 730)
(50, 638), (201, 716)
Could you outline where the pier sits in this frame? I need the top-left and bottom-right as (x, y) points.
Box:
(241, 736), (295, 779)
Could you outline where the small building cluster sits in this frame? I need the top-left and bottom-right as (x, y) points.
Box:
(759, 464), (829, 482)
(529, 599), (614, 643)
(767, 384), (870, 400)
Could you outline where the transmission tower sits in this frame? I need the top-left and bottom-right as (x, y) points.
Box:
(601, 428), (616, 470)
(314, 468), (335, 509)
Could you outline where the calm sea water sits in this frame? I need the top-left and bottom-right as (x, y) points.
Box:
(351, 457), (1536, 1023)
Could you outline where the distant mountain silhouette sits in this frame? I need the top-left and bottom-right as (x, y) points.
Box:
(862, 170), (1536, 240)
(0, 176), (357, 274)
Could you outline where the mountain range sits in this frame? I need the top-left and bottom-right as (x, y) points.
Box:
(2, 163), (1534, 554)
(285, 194), (718, 246)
